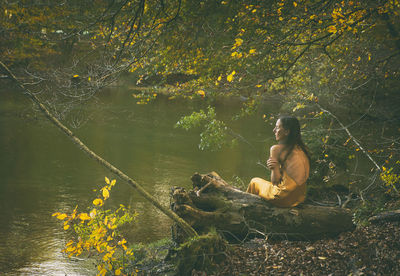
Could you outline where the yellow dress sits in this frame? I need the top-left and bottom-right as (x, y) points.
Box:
(247, 148), (309, 207)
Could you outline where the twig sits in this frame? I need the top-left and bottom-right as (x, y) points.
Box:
(336, 193), (342, 207)
(196, 179), (216, 197)
(341, 192), (353, 209)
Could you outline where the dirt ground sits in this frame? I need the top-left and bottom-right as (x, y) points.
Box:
(192, 221), (400, 276)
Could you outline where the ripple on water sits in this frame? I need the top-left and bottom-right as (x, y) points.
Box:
(0, 211), (97, 275)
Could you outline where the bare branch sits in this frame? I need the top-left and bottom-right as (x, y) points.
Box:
(317, 103), (381, 172)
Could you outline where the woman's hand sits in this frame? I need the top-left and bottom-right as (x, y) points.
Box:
(267, 158), (279, 170)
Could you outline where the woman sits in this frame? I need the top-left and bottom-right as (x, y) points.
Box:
(247, 116), (311, 207)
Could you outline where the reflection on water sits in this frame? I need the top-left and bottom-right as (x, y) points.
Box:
(8, 238), (96, 276)
(0, 87), (276, 274)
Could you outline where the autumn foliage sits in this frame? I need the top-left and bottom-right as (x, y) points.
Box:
(52, 177), (137, 276)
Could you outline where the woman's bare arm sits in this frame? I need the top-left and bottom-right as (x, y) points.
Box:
(268, 145), (283, 185)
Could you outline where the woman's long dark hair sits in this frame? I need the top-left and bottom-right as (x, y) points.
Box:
(278, 115), (311, 165)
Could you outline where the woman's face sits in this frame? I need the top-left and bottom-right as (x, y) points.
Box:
(273, 119), (289, 142)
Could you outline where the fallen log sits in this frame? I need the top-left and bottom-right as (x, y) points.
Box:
(369, 209), (400, 223)
(171, 172), (355, 243)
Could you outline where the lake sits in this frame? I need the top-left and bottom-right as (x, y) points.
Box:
(0, 85), (279, 275)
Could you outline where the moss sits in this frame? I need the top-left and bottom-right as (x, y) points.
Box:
(173, 230), (229, 275)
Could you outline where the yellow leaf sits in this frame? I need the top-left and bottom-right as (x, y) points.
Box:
(102, 253), (110, 262)
(90, 209), (97, 218)
(66, 246), (76, 252)
(99, 268), (107, 276)
(56, 213), (68, 220)
(110, 179), (116, 187)
(227, 74), (234, 82)
(234, 38), (243, 47)
(64, 224), (70, 230)
(71, 206), (77, 218)
(115, 268), (122, 275)
(318, 256), (327, 260)
(357, 56), (361, 61)
(66, 240), (74, 247)
(279, 17), (283, 21)
(109, 224), (117, 230)
(293, 1), (297, 7)
(102, 188), (110, 200)
(327, 25), (337, 33)
(88, 77), (91, 81)
(217, 75), (222, 81)
(73, 74), (79, 78)
(93, 198), (103, 206)
(197, 90), (205, 97)
(343, 137), (351, 146)
(79, 213), (91, 221)
(249, 49), (256, 54)
(255, 84), (262, 87)
(118, 238), (127, 245)
(231, 52), (237, 57)
(105, 177), (110, 184)
(292, 103), (305, 112)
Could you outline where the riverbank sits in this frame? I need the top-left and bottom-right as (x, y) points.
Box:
(133, 219), (400, 275)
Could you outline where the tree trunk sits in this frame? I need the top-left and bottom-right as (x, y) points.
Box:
(171, 172), (355, 243)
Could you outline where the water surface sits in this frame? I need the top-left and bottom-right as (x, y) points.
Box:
(0, 86), (277, 274)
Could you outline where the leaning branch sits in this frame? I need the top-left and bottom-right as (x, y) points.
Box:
(0, 61), (198, 238)
(317, 103), (381, 172)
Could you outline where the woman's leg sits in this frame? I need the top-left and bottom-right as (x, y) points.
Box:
(247, 177), (277, 200)
(246, 177), (265, 194)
